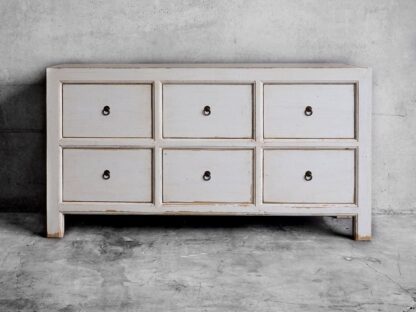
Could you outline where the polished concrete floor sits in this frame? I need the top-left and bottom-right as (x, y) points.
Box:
(0, 213), (415, 312)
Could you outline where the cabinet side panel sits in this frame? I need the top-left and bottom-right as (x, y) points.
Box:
(47, 68), (64, 238)
(355, 69), (372, 240)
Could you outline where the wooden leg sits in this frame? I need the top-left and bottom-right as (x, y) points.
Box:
(353, 214), (372, 241)
(47, 212), (65, 238)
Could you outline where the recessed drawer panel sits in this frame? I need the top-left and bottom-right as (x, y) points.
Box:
(163, 149), (253, 203)
(264, 84), (355, 138)
(163, 84), (253, 138)
(63, 149), (152, 202)
(63, 84), (152, 138)
(263, 150), (355, 203)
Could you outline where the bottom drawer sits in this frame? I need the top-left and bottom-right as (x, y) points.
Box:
(163, 149), (254, 203)
(63, 149), (152, 202)
(263, 149), (355, 204)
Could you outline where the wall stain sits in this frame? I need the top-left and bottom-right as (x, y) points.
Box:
(0, 298), (39, 311)
(168, 280), (187, 293)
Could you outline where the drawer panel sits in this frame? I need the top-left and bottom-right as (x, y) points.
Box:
(264, 84), (355, 138)
(163, 84), (253, 138)
(63, 84), (152, 138)
(163, 149), (253, 203)
(63, 149), (152, 202)
(263, 150), (355, 203)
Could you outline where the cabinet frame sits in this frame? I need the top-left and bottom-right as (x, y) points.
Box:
(47, 64), (372, 240)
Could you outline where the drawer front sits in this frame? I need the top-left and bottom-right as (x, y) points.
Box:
(263, 150), (355, 203)
(163, 84), (253, 138)
(163, 150), (253, 203)
(63, 84), (152, 138)
(264, 84), (355, 138)
(63, 149), (152, 202)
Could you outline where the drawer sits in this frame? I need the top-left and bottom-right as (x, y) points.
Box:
(163, 84), (253, 138)
(63, 84), (152, 138)
(163, 149), (253, 203)
(263, 150), (355, 203)
(264, 84), (355, 138)
(63, 149), (152, 202)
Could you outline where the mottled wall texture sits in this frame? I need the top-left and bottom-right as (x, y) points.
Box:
(0, 0), (415, 213)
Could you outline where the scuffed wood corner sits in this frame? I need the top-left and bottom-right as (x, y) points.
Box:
(47, 231), (64, 238)
(354, 234), (372, 241)
(352, 215), (372, 241)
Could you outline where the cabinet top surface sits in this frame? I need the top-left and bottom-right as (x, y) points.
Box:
(49, 63), (367, 69)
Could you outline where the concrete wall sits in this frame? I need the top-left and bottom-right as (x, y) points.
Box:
(1, 0), (415, 213)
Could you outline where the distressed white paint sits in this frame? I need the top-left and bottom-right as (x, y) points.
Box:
(63, 84), (152, 138)
(46, 68), (64, 238)
(264, 84), (355, 138)
(163, 84), (253, 138)
(163, 149), (253, 203)
(63, 149), (152, 202)
(263, 149), (355, 203)
(47, 64), (372, 240)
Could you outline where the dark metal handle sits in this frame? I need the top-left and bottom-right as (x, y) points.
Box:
(304, 170), (312, 181)
(203, 170), (211, 181)
(304, 106), (313, 116)
(203, 106), (211, 116)
(102, 170), (111, 180)
(102, 106), (110, 116)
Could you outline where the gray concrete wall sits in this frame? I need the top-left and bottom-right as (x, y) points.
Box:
(1, 0), (415, 213)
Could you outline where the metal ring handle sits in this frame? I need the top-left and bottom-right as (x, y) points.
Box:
(102, 105), (110, 116)
(304, 170), (312, 181)
(304, 106), (313, 116)
(203, 170), (211, 181)
(102, 170), (111, 180)
(203, 106), (211, 116)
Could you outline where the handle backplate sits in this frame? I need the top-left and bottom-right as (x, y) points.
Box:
(203, 106), (211, 116)
(102, 106), (110, 116)
(102, 170), (111, 180)
(304, 170), (312, 181)
(304, 106), (313, 116)
(203, 170), (211, 181)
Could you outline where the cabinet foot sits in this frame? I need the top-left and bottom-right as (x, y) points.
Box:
(352, 215), (371, 241)
(47, 212), (65, 238)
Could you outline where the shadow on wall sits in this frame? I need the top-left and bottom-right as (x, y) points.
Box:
(0, 79), (46, 213)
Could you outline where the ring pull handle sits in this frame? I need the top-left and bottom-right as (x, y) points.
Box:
(304, 106), (313, 116)
(203, 105), (211, 116)
(102, 105), (110, 116)
(304, 170), (312, 181)
(203, 170), (211, 181)
(102, 170), (111, 180)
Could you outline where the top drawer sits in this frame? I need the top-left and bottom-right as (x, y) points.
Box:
(264, 84), (355, 139)
(63, 84), (152, 138)
(163, 84), (253, 138)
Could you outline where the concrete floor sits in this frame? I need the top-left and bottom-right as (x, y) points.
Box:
(0, 213), (415, 312)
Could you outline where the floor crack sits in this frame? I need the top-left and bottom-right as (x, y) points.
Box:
(359, 261), (416, 311)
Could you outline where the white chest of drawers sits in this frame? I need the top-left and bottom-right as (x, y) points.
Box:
(47, 64), (372, 239)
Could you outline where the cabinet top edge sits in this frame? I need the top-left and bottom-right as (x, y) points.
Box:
(48, 63), (369, 69)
